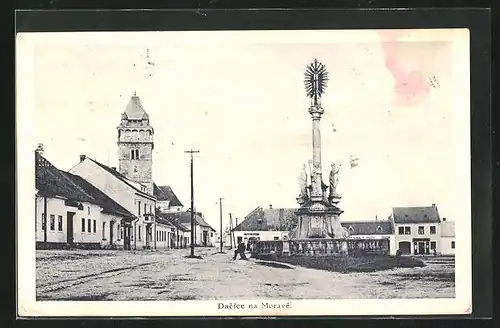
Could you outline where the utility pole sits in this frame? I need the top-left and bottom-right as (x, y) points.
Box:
(218, 198), (224, 253)
(185, 149), (200, 257)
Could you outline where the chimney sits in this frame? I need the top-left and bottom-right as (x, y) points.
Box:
(432, 203), (436, 207)
(269, 204), (273, 209)
(442, 218), (446, 221)
(35, 143), (44, 156)
(111, 167), (116, 171)
(80, 155), (86, 162)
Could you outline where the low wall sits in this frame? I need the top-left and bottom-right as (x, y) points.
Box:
(252, 238), (390, 257)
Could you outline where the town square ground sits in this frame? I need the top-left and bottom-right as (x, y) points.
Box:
(36, 248), (454, 301)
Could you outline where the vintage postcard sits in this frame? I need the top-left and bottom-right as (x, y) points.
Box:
(16, 28), (471, 317)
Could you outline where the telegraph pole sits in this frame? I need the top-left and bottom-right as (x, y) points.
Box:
(218, 197), (224, 253)
(185, 149), (199, 257)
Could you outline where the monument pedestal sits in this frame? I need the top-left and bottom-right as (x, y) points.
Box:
(293, 200), (349, 241)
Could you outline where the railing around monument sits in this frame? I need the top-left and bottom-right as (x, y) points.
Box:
(251, 238), (390, 258)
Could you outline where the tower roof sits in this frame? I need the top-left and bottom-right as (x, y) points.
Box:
(123, 94), (148, 120)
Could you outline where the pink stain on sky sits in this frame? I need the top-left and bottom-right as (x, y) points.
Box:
(378, 30), (430, 106)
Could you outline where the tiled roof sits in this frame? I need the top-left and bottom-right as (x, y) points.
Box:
(341, 221), (394, 235)
(124, 95), (148, 120)
(88, 158), (154, 199)
(153, 184), (183, 207)
(156, 213), (190, 232)
(233, 207), (298, 231)
(392, 206), (441, 224)
(441, 221), (455, 237)
(66, 173), (135, 219)
(161, 211), (215, 231)
(36, 152), (95, 203)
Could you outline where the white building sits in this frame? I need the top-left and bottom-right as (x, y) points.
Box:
(230, 206), (295, 246)
(161, 211), (216, 247)
(35, 150), (135, 249)
(440, 219), (455, 255)
(391, 205), (443, 255)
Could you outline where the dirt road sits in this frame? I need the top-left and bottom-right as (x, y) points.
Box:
(36, 248), (455, 301)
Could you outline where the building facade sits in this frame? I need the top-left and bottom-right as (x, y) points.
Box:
(391, 205), (442, 255)
(35, 150), (135, 249)
(440, 219), (455, 255)
(162, 211), (216, 247)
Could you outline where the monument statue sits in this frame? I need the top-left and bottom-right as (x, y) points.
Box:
(329, 162), (340, 199)
(297, 164), (309, 204)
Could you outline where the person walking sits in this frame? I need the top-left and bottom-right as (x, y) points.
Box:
(233, 241), (247, 260)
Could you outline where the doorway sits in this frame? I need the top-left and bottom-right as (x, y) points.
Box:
(398, 241), (411, 254)
(417, 241), (425, 255)
(202, 231), (208, 246)
(66, 212), (75, 244)
(110, 221), (114, 246)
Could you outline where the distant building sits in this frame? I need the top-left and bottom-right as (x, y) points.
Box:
(391, 204), (442, 255)
(231, 205), (296, 244)
(341, 220), (397, 255)
(161, 211), (216, 247)
(156, 212), (191, 248)
(440, 219), (455, 255)
(154, 184), (184, 213)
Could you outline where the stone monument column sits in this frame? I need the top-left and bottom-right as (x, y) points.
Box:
(292, 58), (350, 243)
(309, 105), (325, 202)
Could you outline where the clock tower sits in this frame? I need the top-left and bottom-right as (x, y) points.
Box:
(117, 92), (154, 195)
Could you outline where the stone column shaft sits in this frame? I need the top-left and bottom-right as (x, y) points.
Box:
(309, 105), (324, 200)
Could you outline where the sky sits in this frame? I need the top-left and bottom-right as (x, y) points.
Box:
(27, 30), (470, 232)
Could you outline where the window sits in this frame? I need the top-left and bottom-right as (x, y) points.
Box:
(87, 219), (91, 233)
(138, 201), (141, 216)
(50, 215), (55, 230)
(273, 237), (279, 240)
(138, 226), (142, 240)
(430, 226), (436, 234)
(418, 226), (424, 235)
(131, 149), (140, 159)
(156, 231), (159, 241)
(376, 226), (383, 232)
(451, 241), (455, 249)
(81, 218), (85, 232)
(117, 224), (121, 240)
(430, 241), (436, 249)
(144, 203), (147, 215)
(398, 227), (404, 235)
(211, 232), (214, 237)
(42, 213), (46, 230)
(121, 226), (124, 239)
(349, 226), (354, 232)
(150, 205), (152, 214)
(93, 220), (97, 233)
(404, 227), (411, 235)
(102, 222), (106, 239)
(58, 216), (63, 231)
(88, 206), (90, 215)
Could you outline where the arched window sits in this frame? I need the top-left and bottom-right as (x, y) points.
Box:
(376, 226), (383, 232)
(139, 130), (146, 139)
(132, 130), (138, 139)
(125, 129), (131, 138)
(348, 226), (354, 232)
